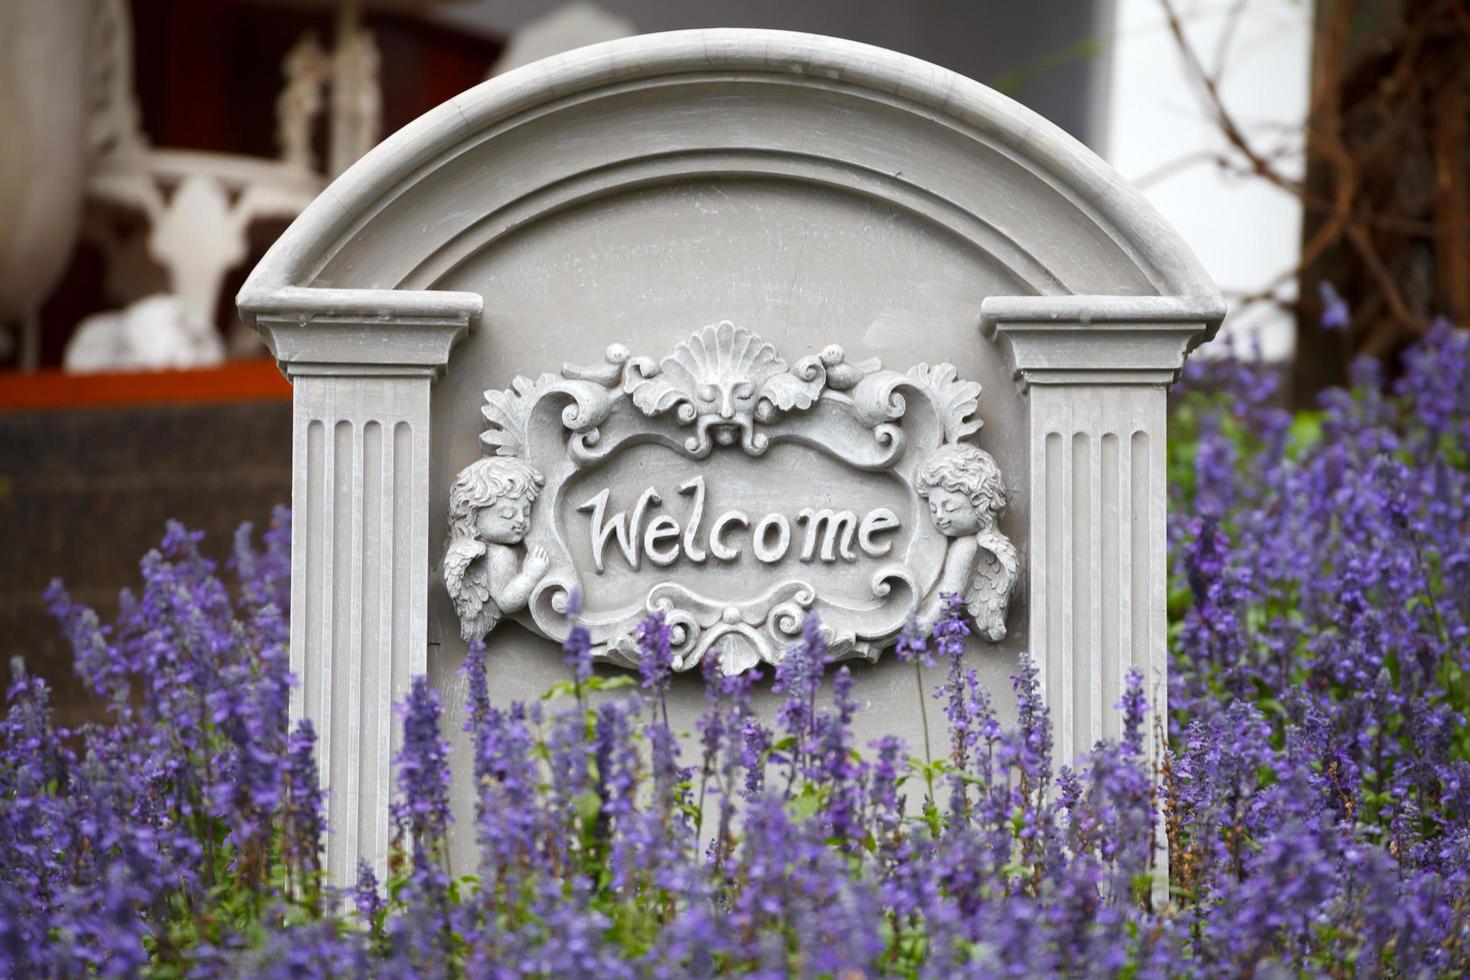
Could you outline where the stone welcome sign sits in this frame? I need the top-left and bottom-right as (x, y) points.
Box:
(239, 29), (1223, 885)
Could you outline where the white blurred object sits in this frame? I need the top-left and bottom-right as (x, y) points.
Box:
(328, 15), (383, 177)
(278, 34), (333, 171)
(490, 2), (636, 76)
(65, 294), (225, 373)
(0, 1), (93, 370)
(76, 0), (390, 362)
(88, 153), (322, 326)
(83, 0), (328, 332)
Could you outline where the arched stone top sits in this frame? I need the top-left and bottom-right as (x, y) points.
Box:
(239, 28), (1224, 346)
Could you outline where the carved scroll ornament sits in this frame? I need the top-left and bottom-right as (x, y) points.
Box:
(444, 321), (1018, 674)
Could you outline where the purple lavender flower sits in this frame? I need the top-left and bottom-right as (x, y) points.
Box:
(283, 720), (325, 904)
(771, 614), (828, 790)
(389, 676), (453, 933)
(894, 616), (935, 668)
(634, 610), (675, 700)
(471, 699), (540, 888)
(1318, 280), (1351, 330)
(354, 859), (385, 930)
(562, 590), (594, 691)
(595, 696), (641, 887)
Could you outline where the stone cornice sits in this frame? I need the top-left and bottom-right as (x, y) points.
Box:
(239, 286), (480, 380)
(979, 295), (1227, 388)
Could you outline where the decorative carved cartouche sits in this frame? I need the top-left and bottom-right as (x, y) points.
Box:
(444, 321), (1018, 674)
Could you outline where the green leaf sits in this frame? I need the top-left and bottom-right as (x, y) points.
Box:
(786, 788), (822, 822)
(539, 680), (578, 701)
(586, 675), (637, 693)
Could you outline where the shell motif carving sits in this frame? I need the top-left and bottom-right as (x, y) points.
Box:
(621, 321), (829, 455)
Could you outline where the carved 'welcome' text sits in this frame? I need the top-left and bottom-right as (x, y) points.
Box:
(576, 474), (901, 573)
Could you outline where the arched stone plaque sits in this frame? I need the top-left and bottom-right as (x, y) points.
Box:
(240, 29), (1224, 886)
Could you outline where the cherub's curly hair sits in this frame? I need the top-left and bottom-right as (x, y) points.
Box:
(915, 444), (1006, 524)
(446, 456), (545, 545)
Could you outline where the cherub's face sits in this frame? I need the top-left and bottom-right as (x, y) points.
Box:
(475, 493), (534, 545)
(925, 488), (981, 537)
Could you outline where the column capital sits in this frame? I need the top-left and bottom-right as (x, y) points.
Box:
(980, 295), (1226, 388)
(240, 286), (481, 380)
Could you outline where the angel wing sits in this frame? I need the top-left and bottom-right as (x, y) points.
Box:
(443, 540), (501, 643)
(966, 526), (1020, 643)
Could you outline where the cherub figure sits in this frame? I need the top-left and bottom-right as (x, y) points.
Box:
(443, 457), (549, 643)
(914, 443), (1019, 642)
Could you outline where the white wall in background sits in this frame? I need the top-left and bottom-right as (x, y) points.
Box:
(1102, 0), (1311, 361)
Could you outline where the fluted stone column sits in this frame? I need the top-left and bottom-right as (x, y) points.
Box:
(982, 295), (1219, 764)
(247, 286), (479, 887)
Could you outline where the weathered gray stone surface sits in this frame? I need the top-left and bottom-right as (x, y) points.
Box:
(240, 28), (1224, 886)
